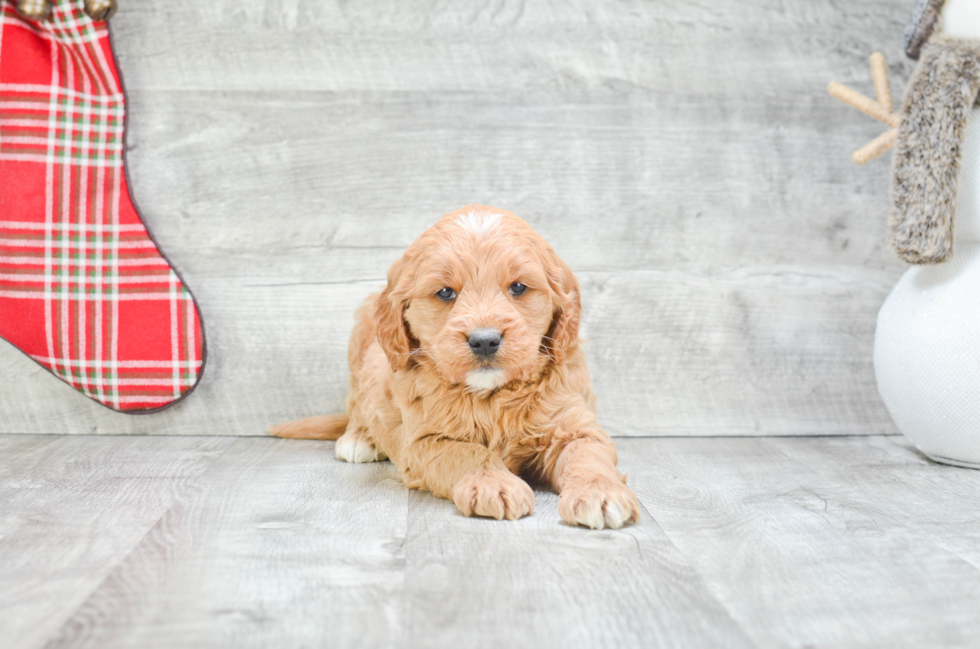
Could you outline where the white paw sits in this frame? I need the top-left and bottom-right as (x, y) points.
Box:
(558, 477), (640, 530)
(335, 432), (387, 463)
(601, 501), (628, 529)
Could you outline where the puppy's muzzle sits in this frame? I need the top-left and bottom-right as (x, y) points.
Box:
(468, 328), (502, 359)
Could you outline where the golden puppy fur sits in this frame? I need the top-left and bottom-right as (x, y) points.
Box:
(272, 205), (639, 529)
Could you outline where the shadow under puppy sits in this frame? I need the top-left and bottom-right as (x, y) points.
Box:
(272, 205), (639, 529)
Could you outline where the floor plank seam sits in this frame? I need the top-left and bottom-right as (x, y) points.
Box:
(630, 495), (761, 649)
(36, 439), (239, 647)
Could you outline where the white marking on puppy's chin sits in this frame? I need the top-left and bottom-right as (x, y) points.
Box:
(465, 367), (506, 392)
(456, 211), (501, 236)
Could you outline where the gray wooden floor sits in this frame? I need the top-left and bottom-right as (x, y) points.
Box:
(2, 433), (978, 648)
(1, 0), (913, 437)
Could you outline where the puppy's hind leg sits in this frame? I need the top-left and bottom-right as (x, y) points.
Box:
(271, 413), (386, 462)
(335, 427), (388, 463)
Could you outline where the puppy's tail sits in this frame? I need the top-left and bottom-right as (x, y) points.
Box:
(269, 413), (350, 440)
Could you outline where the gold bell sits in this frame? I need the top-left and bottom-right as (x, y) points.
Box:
(84, 0), (117, 21)
(15, 0), (52, 20)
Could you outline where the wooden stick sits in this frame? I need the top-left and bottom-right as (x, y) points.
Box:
(869, 52), (892, 114)
(852, 128), (898, 165)
(827, 82), (901, 128)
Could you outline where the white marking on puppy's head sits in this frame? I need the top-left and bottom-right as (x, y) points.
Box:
(456, 211), (502, 236)
(465, 367), (506, 392)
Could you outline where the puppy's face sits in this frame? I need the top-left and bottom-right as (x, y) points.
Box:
(376, 206), (580, 391)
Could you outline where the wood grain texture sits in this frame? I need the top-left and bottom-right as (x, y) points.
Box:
(4, 434), (980, 648)
(402, 488), (753, 649)
(619, 435), (980, 648)
(41, 437), (408, 649)
(0, 434), (232, 649)
(0, 0), (915, 436)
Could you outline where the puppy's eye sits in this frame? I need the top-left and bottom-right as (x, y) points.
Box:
(509, 282), (527, 296)
(435, 287), (457, 301)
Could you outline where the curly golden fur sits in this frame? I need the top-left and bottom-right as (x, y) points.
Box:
(272, 205), (639, 529)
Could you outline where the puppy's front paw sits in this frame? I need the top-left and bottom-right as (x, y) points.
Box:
(335, 431), (387, 463)
(559, 476), (640, 530)
(452, 470), (534, 521)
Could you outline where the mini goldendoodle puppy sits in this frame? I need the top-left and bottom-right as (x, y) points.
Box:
(272, 205), (640, 529)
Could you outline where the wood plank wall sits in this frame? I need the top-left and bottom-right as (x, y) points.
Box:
(0, 0), (914, 436)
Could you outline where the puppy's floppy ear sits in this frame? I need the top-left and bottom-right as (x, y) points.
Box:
(543, 250), (581, 365)
(375, 257), (413, 372)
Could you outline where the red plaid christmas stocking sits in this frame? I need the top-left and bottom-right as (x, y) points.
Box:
(0, 0), (206, 412)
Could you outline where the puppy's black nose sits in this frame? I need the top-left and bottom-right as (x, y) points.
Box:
(468, 328), (502, 358)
